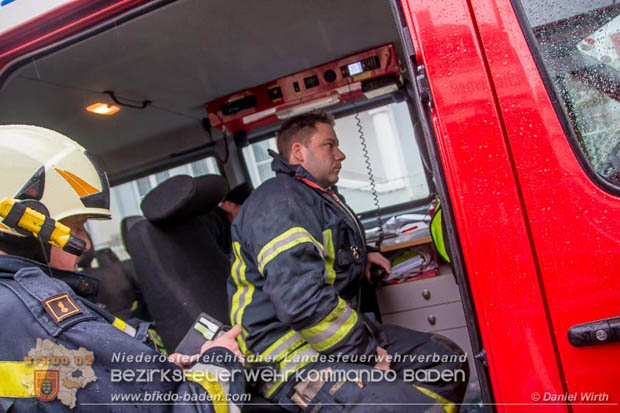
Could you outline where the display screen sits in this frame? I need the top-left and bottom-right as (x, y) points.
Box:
(347, 61), (364, 76)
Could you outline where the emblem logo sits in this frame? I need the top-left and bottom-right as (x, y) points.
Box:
(34, 370), (59, 402)
(23, 339), (97, 408)
(41, 293), (82, 323)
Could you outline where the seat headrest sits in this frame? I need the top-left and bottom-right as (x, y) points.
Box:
(141, 174), (228, 223)
(120, 215), (143, 248)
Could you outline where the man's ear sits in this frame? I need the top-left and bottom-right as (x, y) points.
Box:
(290, 142), (305, 164)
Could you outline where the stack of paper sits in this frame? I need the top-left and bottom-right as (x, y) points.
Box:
(386, 249), (435, 282)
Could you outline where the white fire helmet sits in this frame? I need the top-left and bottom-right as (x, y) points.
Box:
(0, 125), (111, 238)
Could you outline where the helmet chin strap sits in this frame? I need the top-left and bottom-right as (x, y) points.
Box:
(37, 237), (57, 278)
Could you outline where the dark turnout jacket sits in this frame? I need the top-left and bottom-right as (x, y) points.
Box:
(0, 255), (244, 412)
(227, 151), (380, 399)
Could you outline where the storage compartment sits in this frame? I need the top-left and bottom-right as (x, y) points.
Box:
(377, 262), (483, 410)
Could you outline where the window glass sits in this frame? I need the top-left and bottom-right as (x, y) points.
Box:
(86, 157), (220, 259)
(519, 0), (620, 185)
(242, 139), (278, 187)
(241, 101), (430, 214)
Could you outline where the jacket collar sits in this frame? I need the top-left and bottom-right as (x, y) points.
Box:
(0, 254), (99, 299)
(269, 149), (330, 190)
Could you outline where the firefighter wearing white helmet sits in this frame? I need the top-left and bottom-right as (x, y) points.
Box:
(0, 125), (246, 412)
(0, 124), (110, 268)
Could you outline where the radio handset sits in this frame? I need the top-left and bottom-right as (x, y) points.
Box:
(0, 198), (86, 256)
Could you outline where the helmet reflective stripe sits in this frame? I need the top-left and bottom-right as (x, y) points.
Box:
(0, 125), (111, 238)
(55, 168), (100, 197)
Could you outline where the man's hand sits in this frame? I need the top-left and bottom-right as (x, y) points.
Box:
(365, 252), (392, 283)
(374, 346), (391, 371)
(168, 353), (200, 369)
(201, 324), (244, 364)
(168, 325), (244, 369)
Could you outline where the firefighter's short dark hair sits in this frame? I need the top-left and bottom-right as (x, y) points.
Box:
(276, 111), (335, 161)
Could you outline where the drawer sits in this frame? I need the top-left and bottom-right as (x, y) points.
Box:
(377, 273), (460, 314)
(435, 327), (478, 380)
(382, 301), (467, 333)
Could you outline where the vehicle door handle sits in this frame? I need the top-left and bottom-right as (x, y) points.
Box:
(568, 316), (620, 347)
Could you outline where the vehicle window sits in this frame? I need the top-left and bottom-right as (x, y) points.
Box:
(242, 139), (278, 186)
(518, 0), (620, 185)
(87, 157), (220, 259)
(242, 101), (430, 214)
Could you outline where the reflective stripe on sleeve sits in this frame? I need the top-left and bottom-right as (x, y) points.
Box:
(112, 317), (136, 337)
(186, 370), (233, 413)
(238, 327), (250, 357)
(229, 242), (254, 358)
(258, 330), (305, 363)
(186, 363), (242, 413)
(0, 362), (37, 397)
(229, 242), (254, 338)
(257, 227), (324, 275)
(299, 298), (358, 352)
(263, 344), (318, 398)
(322, 229), (336, 284)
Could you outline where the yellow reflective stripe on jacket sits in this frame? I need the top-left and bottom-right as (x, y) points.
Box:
(0, 362), (37, 397)
(322, 229), (336, 284)
(299, 298), (358, 352)
(229, 242), (243, 326)
(257, 227), (323, 274)
(186, 371), (229, 413)
(112, 317), (136, 337)
(257, 330), (305, 363)
(238, 327), (250, 357)
(414, 385), (457, 413)
(229, 242), (254, 336)
(264, 344), (318, 398)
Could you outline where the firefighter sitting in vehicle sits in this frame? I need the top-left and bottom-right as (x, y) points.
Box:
(227, 112), (469, 412)
(0, 125), (245, 412)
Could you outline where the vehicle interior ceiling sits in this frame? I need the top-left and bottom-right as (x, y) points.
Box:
(0, 0), (444, 326)
(0, 0), (438, 232)
(0, 0), (409, 185)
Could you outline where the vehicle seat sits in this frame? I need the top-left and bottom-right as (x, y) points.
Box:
(119, 215), (151, 320)
(120, 215), (143, 250)
(79, 247), (139, 320)
(125, 174), (231, 349)
(126, 175), (289, 412)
